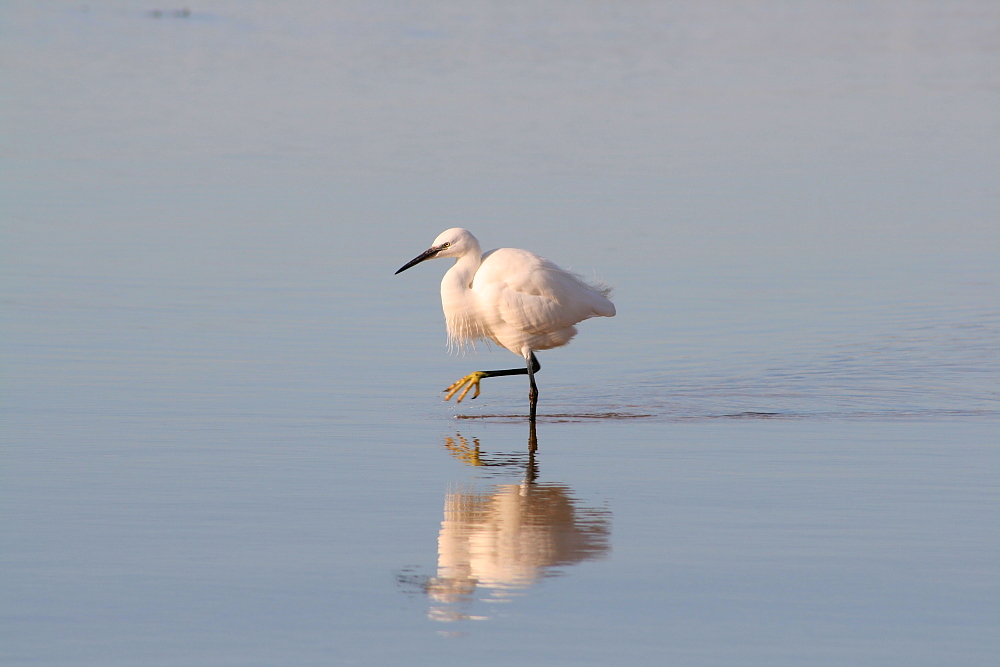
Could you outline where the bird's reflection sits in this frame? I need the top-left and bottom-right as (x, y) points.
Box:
(419, 424), (611, 623)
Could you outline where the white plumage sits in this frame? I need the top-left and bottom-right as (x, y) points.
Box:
(396, 228), (615, 419)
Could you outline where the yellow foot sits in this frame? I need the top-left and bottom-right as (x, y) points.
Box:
(444, 372), (488, 403)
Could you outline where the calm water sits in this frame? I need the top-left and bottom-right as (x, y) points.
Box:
(3, 2), (998, 665)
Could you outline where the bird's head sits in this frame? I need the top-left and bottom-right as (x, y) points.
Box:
(395, 228), (480, 274)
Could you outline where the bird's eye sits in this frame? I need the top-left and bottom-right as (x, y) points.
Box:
(442, 242), (451, 248)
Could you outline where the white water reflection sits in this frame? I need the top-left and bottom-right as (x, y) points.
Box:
(415, 431), (611, 623)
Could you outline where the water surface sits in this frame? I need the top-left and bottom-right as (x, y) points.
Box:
(3, 2), (998, 665)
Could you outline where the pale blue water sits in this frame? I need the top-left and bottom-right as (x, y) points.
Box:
(3, 2), (998, 665)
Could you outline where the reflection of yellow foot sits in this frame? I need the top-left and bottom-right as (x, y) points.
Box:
(444, 434), (483, 466)
(444, 372), (488, 403)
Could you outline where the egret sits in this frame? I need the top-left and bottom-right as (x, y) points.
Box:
(395, 228), (615, 421)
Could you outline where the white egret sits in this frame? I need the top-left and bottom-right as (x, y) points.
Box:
(395, 228), (615, 421)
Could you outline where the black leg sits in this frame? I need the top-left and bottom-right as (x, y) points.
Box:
(443, 353), (542, 415)
(526, 353), (538, 422)
(472, 353), (540, 379)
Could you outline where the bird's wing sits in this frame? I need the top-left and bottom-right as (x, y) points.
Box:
(475, 249), (614, 336)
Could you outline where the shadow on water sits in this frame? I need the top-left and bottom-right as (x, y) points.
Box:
(452, 410), (791, 423)
(456, 412), (654, 423)
(452, 408), (1000, 423)
(396, 423), (612, 626)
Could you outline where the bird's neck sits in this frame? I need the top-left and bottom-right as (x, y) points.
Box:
(440, 250), (485, 348)
(441, 251), (481, 296)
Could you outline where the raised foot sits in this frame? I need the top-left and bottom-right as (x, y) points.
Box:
(444, 371), (488, 403)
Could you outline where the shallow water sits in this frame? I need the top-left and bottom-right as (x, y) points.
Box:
(3, 2), (998, 665)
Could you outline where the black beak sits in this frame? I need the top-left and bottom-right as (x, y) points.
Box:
(395, 245), (443, 274)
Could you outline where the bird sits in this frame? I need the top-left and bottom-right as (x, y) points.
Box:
(395, 228), (615, 421)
